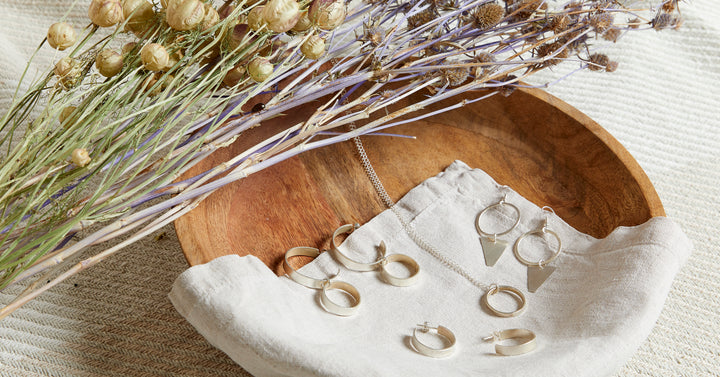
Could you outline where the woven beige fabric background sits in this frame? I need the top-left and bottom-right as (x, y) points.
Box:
(1, 1), (718, 376)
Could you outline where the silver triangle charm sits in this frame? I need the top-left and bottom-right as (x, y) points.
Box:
(527, 265), (556, 293)
(480, 237), (507, 267)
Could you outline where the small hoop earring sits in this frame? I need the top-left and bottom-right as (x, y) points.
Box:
(476, 192), (521, 267)
(513, 206), (562, 293)
(411, 322), (457, 358)
(482, 284), (527, 318)
(331, 224), (420, 287)
(483, 328), (537, 356)
(283, 246), (361, 316)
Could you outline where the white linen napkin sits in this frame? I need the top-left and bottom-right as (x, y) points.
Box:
(169, 160), (691, 377)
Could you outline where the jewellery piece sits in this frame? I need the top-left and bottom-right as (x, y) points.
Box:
(476, 193), (521, 267)
(411, 322), (457, 358)
(331, 224), (420, 287)
(513, 206), (562, 293)
(482, 284), (527, 317)
(283, 246), (361, 316)
(483, 328), (537, 356)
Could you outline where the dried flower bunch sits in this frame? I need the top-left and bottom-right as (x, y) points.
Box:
(0, 0), (681, 318)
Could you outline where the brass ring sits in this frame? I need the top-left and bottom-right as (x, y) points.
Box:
(483, 285), (527, 318)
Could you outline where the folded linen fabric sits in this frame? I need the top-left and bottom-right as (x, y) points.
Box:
(169, 161), (691, 377)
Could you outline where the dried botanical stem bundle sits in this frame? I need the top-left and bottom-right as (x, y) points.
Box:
(0, 0), (682, 318)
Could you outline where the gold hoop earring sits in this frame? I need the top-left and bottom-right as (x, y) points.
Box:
(476, 192), (521, 267)
(514, 206), (562, 293)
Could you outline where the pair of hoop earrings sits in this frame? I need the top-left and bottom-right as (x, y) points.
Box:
(331, 224), (421, 287)
(410, 322), (537, 358)
(476, 192), (562, 293)
(284, 247), (361, 316)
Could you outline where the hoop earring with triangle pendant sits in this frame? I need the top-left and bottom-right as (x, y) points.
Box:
(513, 206), (562, 293)
(475, 191), (520, 267)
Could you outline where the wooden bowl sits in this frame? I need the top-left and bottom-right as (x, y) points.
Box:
(174, 87), (664, 275)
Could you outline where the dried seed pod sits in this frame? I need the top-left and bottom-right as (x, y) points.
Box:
(122, 0), (154, 33)
(202, 3), (220, 30)
(301, 35), (326, 60)
(474, 51), (496, 78)
(54, 57), (80, 79)
(436, 67), (469, 87)
(309, 0), (346, 30)
(605, 60), (619, 72)
(652, 13), (682, 30)
(223, 64), (246, 86)
(548, 14), (569, 32)
(262, 0), (301, 33)
(166, 0), (205, 31)
(473, 3), (504, 30)
(603, 27), (621, 42)
(71, 148), (91, 167)
(96, 49), (124, 77)
(47, 22), (77, 51)
(88, 0), (124, 27)
(141, 72), (173, 96)
(248, 57), (273, 82)
(59, 106), (78, 126)
(291, 10), (312, 32)
(248, 6), (267, 31)
(141, 43), (170, 71)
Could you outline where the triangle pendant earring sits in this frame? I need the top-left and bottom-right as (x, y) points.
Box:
(514, 206), (562, 293)
(476, 192), (520, 267)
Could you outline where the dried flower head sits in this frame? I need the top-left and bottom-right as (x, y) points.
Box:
(248, 58), (273, 82)
(166, 0), (205, 31)
(88, 0), (124, 27)
(47, 22), (77, 51)
(262, 0), (301, 33)
(408, 9), (436, 30)
(226, 23), (253, 51)
(474, 51), (496, 78)
(365, 26), (385, 47)
(248, 6), (267, 31)
(536, 42), (568, 67)
(96, 49), (124, 77)
(498, 75), (517, 97)
(587, 53), (609, 71)
(122, 0), (154, 34)
(652, 12), (682, 30)
(309, 0), (346, 30)
(509, 0), (541, 21)
(473, 3), (504, 30)
(548, 14), (570, 33)
(292, 10), (312, 32)
(662, 0), (677, 12)
(141, 72), (173, 96)
(301, 35), (326, 60)
(434, 66), (469, 87)
(589, 12), (614, 33)
(141, 43), (170, 71)
(603, 27), (621, 42)
(71, 148), (91, 167)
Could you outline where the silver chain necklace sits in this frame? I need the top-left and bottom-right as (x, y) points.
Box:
(351, 131), (491, 291)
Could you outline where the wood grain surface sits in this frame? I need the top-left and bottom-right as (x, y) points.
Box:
(174, 87), (664, 275)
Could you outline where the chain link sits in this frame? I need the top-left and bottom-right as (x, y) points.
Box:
(350, 130), (489, 291)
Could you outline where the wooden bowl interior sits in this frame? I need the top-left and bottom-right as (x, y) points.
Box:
(174, 87), (664, 274)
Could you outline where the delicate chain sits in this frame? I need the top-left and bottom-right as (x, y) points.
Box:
(350, 131), (490, 291)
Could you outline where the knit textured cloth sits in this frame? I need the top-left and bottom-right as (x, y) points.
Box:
(1, 1), (719, 376)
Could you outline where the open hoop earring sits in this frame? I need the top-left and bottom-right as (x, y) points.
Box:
(411, 322), (457, 358)
(483, 328), (537, 356)
(331, 224), (420, 287)
(513, 206), (562, 293)
(283, 246), (361, 316)
(476, 192), (521, 267)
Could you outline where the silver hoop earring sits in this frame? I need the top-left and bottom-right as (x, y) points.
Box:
(476, 192), (521, 266)
(513, 206), (562, 293)
(283, 246), (361, 316)
(411, 322), (457, 358)
(483, 328), (537, 356)
(482, 284), (527, 317)
(331, 224), (420, 287)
